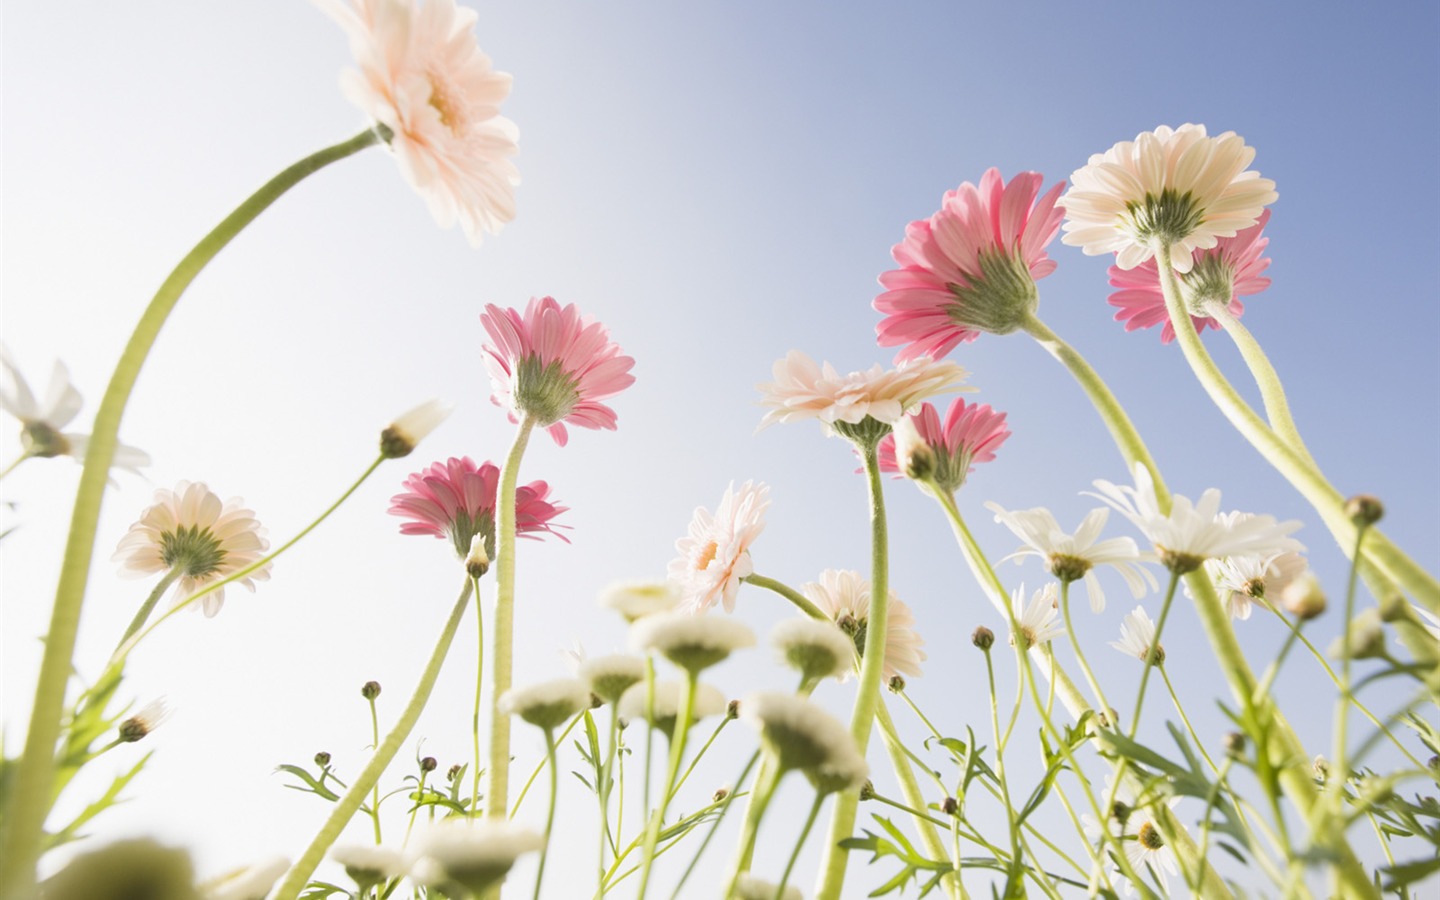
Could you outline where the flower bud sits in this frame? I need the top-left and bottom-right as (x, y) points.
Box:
(1223, 732), (1245, 758)
(858, 780), (876, 801)
(315, 751), (332, 768)
(380, 399), (455, 459)
(1279, 572), (1326, 620)
(940, 796), (959, 816)
(713, 787), (730, 803)
(1313, 755), (1330, 782)
(447, 764), (463, 781)
(727, 699), (741, 720)
(971, 626), (994, 651)
(420, 756), (438, 773)
(466, 533), (491, 579)
(1344, 494), (1384, 527)
(892, 416), (935, 482)
(362, 681), (382, 700)
(887, 675), (906, 693)
(117, 699), (170, 744)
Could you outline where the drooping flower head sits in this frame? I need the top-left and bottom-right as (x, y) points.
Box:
(499, 678), (592, 731)
(389, 456), (568, 562)
(878, 398), (1010, 493)
(1108, 209), (1273, 343)
(630, 610), (756, 675)
(758, 350), (970, 447)
(480, 297), (636, 446)
(1060, 124), (1277, 273)
(1204, 519), (1307, 620)
(741, 692), (869, 795)
(668, 481), (769, 613)
(410, 820), (543, 897)
(875, 169), (1065, 360)
(113, 482), (272, 618)
(985, 502), (1156, 613)
(317, 0), (520, 246)
(1009, 582), (1064, 649)
(0, 346), (150, 475)
(802, 569), (926, 681)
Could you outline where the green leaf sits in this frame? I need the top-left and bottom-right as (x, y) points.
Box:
(1381, 855), (1440, 890)
(275, 764), (341, 802)
(46, 751), (152, 849)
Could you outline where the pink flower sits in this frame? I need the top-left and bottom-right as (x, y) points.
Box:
(874, 169), (1065, 362)
(877, 398), (1009, 493)
(668, 481), (770, 613)
(317, 0), (520, 246)
(390, 456), (568, 561)
(1107, 210), (1273, 343)
(480, 297), (636, 447)
(802, 569), (926, 681)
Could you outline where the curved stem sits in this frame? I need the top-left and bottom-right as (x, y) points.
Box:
(1058, 580), (1114, 722)
(485, 414), (536, 824)
(724, 759), (783, 899)
(471, 575), (486, 818)
(637, 670), (697, 899)
(742, 573), (828, 621)
(0, 127), (383, 896)
(0, 451), (34, 482)
(271, 577), (473, 900)
(367, 695), (384, 844)
(532, 728), (561, 900)
(668, 750), (759, 900)
(1128, 572), (1181, 736)
(874, 699), (963, 900)
(509, 712), (583, 817)
(775, 792), (827, 900)
(1204, 301), (1317, 469)
(114, 568), (182, 654)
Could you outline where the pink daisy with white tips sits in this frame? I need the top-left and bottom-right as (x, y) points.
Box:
(480, 297), (636, 446)
(874, 168), (1065, 361)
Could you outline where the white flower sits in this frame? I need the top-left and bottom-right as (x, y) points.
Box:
(617, 679), (727, 736)
(410, 819), (543, 896)
(499, 677), (592, 730)
(1109, 606), (1163, 665)
(1205, 527), (1307, 620)
(757, 350), (972, 433)
(1060, 124), (1277, 273)
(668, 481), (770, 613)
(329, 844), (407, 886)
(577, 653), (646, 704)
(986, 502), (1156, 613)
(317, 0), (520, 246)
(118, 698), (172, 743)
(741, 692), (869, 794)
(1088, 464), (1303, 574)
(599, 580), (680, 621)
(733, 874), (803, 900)
(1082, 772), (1181, 898)
(770, 617), (856, 684)
(204, 856), (289, 900)
(381, 398), (454, 458)
(112, 481), (272, 617)
(802, 569), (926, 681)
(630, 611), (756, 674)
(0, 346), (150, 475)
(1010, 582), (1064, 649)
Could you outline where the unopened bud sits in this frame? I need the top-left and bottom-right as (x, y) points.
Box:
(380, 399), (454, 459)
(836, 613), (860, 636)
(447, 764), (462, 781)
(713, 787), (730, 803)
(1110, 800), (1131, 827)
(887, 675), (906, 693)
(314, 751), (332, 768)
(727, 699), (741, 720)
(892, 416), (935, 482)
(971, 626), (995, 651)
(420, 756), (438, 773)
(858, 780), (876, 801)
(1313, 755), (1330, 781)
(1223, 732), (1245, 758)
(940, 796), (959, 817)
(1279, 572), (1326, 620)
(466, 533), (491, 579)
(361, 681), (382, 700)
(117, 699), (170, 743)
(1344, 494), (1384, 528)
(1428, 755), (1439, 771)
(1330, 609), (1385, 660)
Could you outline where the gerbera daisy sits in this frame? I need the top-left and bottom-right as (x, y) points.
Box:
(480, 297), (636, 446)
(878, 398), (1009, 493)
(112, 482), (272, 617)
(389, 456), (568, 562)
(668, 481), (769, 613)
(874, 169), (1065, 361)
(801, 569), (926, 680)
(317, 0), (520, 246)
(985, 502), (1155, 613)
(1060, 124), (1276, 273)
(1107, 210), (1272, 343)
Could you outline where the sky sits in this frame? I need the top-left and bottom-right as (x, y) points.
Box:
(3, 1), (1438, 896)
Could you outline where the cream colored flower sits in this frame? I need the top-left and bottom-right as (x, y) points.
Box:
(668, 481), (769, 613)
(802, 569), (926, 680)
(757, 350), (971, 433)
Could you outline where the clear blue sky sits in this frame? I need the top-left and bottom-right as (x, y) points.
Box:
(3, 1), (1436, 894)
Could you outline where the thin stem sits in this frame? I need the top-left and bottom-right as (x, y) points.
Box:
(270, 577), (473, 900)
(367, 695), (383, 845)
(532, 729), (561, 900)
(775, 792), (826, 900)
(0, 451), (33, 482)
(1058, 580), (1114, 722)
(874, 699), (963, 900)
(1332, 524), (1370, 831)
(743, 573), (829, 620)
(1204, 301), (1317, 469)
(509, 712), (584, 817)
(1160, 669), (1219, 774)
(984, 646), (1023, 882)
(598, 705), (621, 893)
(472, 575), (486, 818)
(637, 670), (697, 899)
(485, 414), (536, 824)
(673, 716), (728, 797)
(114, 568), (182, 654)
(0, 126), (383, 897)
(1128, 572), (1181, 736)
(669, 750), (759, 900)
(724, 759), (783, 899)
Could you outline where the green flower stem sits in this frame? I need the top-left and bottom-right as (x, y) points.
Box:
(0, 451), (32, 482)
(1127, 571), (1181, 736)
(366, 694), (384, 845)
(598, 705), (622, 892)
(741, 573), (828, 621)
(1159, 669), (1219, 774)
(1332, 524), (1370, 828)
(1152, 242), (1439, 613)
(775, 792), (827, 900)
(0, 125), (383, 899)
(669, 749), (759, 900)
(271, 577), (473, 900)
(723, 758), (783, 899)
(1057, 580), (1114, 724)
(532, 728), (561, 900)
(874, 699), (964, 900)
(636, 670), (697, 900)
(114, 568), (181, 655)
(485, 414), (536, 825)
(814, 438), (890, 900)
(673, 715), (729, 797)
(983, 644), (1024, 876)
(471, 575), (486, 819)
(600, 793), (732, 896)
(509, 712), (584, 816)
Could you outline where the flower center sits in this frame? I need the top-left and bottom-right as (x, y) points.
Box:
(1243, 577), (1267, 598)
(1158, 547), (1204, 575)
(427, 72), (467, 135)
(695, 540), (719, 571)
(1125, 188), (1205, 246)
(836, 611), (869, 660)
(1048, 553), (1092, 584)
(160, 524), (227, 579)
(20, 420), (70, 458)
(514, 356), (582, 427)
(1137, 821), (1165, 851)
(944, 248), (1039, 335)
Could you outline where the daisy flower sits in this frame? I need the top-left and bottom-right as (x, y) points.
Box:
(499, 678), (592, 731)
(1108, 210), (1273, 343)
(1088, 464), (1303, 574)
(389, 456), (568, 562)
(757, 351), (971, 444)
(1082, 772), (1181, 898)
(480, 297), (636, 446)
(1009, 582), (1064, 649)
(113, 482), (272, 617)
(1109, 606), (1164, 665)
(985, 502), (1155, 613)
(802, 569), (926, 680)
(0, 346), (149, 475)
(379, 398), (454, 458)
(741, 691), (869, 794)
(770, 617), (856, 685)
(1205, 523), (1307, 620)
(629, 610), (756, 674)
(1060, 124), (1277, 273)
(117, 698), (172, 743)
(733, 875), (802, 900)
(205, 856), (290, 900)
(329, 844), (408, 892)
(317, 0), (519, 246)
(410, 819), (543, 896)
(617, 680), (727, 737)
(598, 580), (680, 621)
(878, 398), (1010, 493)
(668, 481), (769, 613)
(874, 168), (1066, 361)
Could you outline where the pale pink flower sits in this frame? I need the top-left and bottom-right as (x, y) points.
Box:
(757, 351), (970, 433)
(1108, 210), (1273, 343)
(389, 456), (568, 561)
(1061, 124), (1277, 273)
(802, 569), (926, 681)
(668, 481), (770, 613)
(113, 482), (271, 617)
(480, 297), (636, 447)
(878, 398), (1009, 493)
(874, 169), (1065, 361)
(317, 0), (520, 246)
